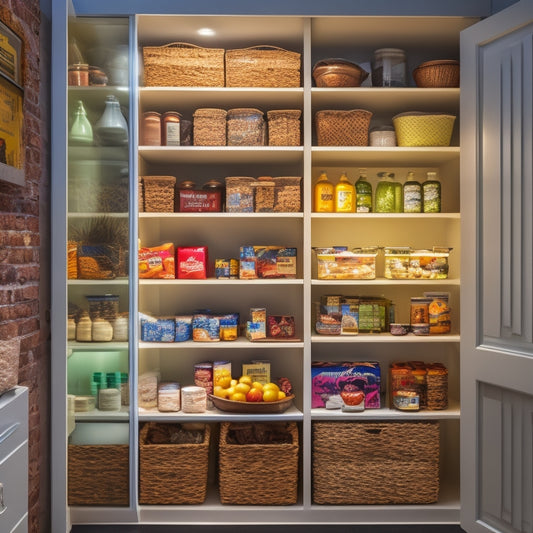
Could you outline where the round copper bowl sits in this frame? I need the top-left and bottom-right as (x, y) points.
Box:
(313, 58), (369, 88)
(413, 59), (460, 88)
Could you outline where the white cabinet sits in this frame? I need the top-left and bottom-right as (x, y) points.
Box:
(0, 387), (28, 533)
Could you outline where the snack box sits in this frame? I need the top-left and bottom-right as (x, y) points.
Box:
(140, 316), (175, 342)
(253, 246), (297, 278)
(384, 246), (451, 279)
(177, 246), (208, 279)
(311, 361), (381, 409)
(267, 315), (296, 338)
(316, 247), (377, 280)
(179, 190), (221, 212)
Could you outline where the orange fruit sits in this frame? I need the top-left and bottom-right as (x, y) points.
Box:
(230, 392), (247, 402)
(262, 389), (279, 402)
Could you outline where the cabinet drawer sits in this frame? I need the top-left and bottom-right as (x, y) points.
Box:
(0, 388), (28, 460)
(0, 443), (28, 533)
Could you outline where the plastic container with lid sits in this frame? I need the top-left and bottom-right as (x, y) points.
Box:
(369, 125), (396, 147)
(372, 48), (407, 87)
(158, 382), (181, 412)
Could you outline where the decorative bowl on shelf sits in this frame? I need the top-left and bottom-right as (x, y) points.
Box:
(209, 394), (295, 414)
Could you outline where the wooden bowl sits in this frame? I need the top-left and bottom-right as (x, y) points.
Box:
(313, 59), (369, 87)
(209, 394), (295, 414)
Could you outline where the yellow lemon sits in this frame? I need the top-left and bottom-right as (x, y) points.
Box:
(263, 382), (280, 394)
(235, 382), (251, 394)
(277, 391), (287, 400)
(230, 392), (247, 402)
(262, 389), (279, 402)
(238, 375), (253, 386)
(251, 381), (264, 391)
(213, 386), (228, 398)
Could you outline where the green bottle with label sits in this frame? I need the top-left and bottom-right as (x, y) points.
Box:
(355, 168), (372, 213)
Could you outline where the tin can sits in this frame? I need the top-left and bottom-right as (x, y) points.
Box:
(194, 362), (213, 397)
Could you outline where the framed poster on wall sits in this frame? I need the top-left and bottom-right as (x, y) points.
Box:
(0, 20), (24, 186)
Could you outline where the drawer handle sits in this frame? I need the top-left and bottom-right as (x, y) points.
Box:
(0, 483), (6, 515)
(0, 423), (19, 445)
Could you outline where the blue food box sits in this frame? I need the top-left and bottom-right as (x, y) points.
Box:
(141, 316), (175, 342)
(192, 314), (220, 342)
(174, 316), (192, 342)
(311, 361), (381, 409)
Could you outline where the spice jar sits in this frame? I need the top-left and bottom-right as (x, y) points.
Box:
(372, 48), (407, 87)
(162, 111), (181, 146)
(410, 296), (431, 335)
(141, 111), (161, 146)
(68, 63), (89, 86)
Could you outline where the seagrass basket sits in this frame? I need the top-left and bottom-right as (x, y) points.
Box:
(143, 42), (225, 87)
(141, 175), (176, 212)
(315, 109), (373, 146)
(312, 421), (440, 504)
(267, 109), (301, 146)
(0, 337), (19, 394)
(193, 108), (227, 146)
(427, 364), (449, 410)
(226, 45), (301, 87)
(273, 176), (302, 212)
(218, 422), (299, 505)
(68, 444), (129, 506)
(139, 423), (211, 505)
(413, 60), (460, 88)
(392, 112), (456, 147)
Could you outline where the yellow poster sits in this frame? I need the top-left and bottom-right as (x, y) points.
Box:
(0, 76), (23, 169)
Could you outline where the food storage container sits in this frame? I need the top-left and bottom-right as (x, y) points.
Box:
(371, 48), (407, 87)
(193, 108), (227, 146)
(227, 108), (265, 146)
(225, 176), (255, 212)
(316, 247), (378, 280)
(384, 247), (451, 279)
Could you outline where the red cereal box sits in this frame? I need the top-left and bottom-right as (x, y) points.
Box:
(177, 246), (208, 279)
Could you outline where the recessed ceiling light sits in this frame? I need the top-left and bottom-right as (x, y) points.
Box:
(197, 28), (215, 36)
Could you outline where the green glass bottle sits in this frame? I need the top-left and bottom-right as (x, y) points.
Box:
(355, 168), (372, 213)
(375, 171), (395, 213)
(423, 171), (441, 213)
(403, 171), (422, 213)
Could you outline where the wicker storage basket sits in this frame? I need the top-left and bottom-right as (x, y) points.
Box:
(226, 46), (301, 88)
(0, 337), (19, 394)
(143, 42), (225, 87)
(193, 108), (227, 146)
(219, 422), (299, 505)
(413, 60), (460, 88)
(142, 175), (176, 212)
(312, 421), (440, 505)
(273, 176), (302, 212)
(225, 176), (255, 212)
(68, 444), (129, 506)
(427, 364), (449, 410)
(138, 176), (144, 212)
(254, 177), (275, 212)
(76, 243), (127, 280)
(315, 109), (373, 146)
(227, 108), (266, 146)
(267, 110), (301, 146)
(392, 112), (456, 147)
(67, 240), (78, 278)
(139, 423), (211, 505)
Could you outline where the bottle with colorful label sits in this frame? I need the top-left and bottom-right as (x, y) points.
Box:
(355, 168), (372, 212)
(313, 170), (334, 212)
(423, 171), (441, 213)
(403, 170), (422, 213)
(335, 171), (355, 213)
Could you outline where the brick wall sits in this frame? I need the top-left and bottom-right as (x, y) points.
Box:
(0, 1), (50, 532)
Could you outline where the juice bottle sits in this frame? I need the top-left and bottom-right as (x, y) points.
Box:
(313, 170), (334, 212)
(335, 171), (355, 213)
(355, 168), (372, 212)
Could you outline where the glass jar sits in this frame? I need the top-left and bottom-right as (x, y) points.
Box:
(141, 111), (161, 146)
(372, 48), (407, 87)
(314, 171), (334, 212)
(403, 171), (422, 213)
(423, 172), (442, 212)
(374, 171), (395, 213)
(355, 168), (372, 212)
(369, 125), (396, 147)
(158, 382), (181, 412)
(203, 179), (225, 211)
(162, 111), (181, 146)
(68, 63), (89, 86)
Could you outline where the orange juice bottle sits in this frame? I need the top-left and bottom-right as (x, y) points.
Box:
(313, 170), (334, 212)
(335, 171), (355, 212)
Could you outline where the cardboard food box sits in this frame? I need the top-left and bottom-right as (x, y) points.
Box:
(253, 246), (297, 278)
(311, 361), (381, 409)
(177, 246), (208, 279)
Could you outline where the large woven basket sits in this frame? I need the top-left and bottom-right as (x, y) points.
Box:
(139, 423), (211, 505)
(141, 175), (176, 212)
(413, 60), (460, 88)
(315, 109), (373, 146)
(68, 444), (129, 506)
(392, 112), (456, 147)
(219, 422), (299, 505)
(0, 337), (19, 394)
(143, 42), (224, 87)
(312, 421), (440, 504)
(267, 109), (301, 146)
(193, 108), (227, 146)
(226, 45), (301, 87)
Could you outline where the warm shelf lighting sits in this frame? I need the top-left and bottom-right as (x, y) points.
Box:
(197, 27), (215, 36)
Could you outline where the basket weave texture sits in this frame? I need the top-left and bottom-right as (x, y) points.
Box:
(142, 175), (176, 212)
(193, 108), (227, 146)
(0, 337), (19, 394)
(68, 444), (129, 506)
(315, 109), (373, 146)
(312, 421), (440, 505)
(267, 110), (301, 146)
(143, 42), (225, 87)
(226, 46), (301, 87)
(413, 60), (460, 88)
(139, 423), (211, 505)
(219, 422), (299, 505)
(393, 112), (456, 147)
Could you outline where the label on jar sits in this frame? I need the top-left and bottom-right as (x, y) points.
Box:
(336, 190), (354, 212)
(165, 122), (180, 146)
(403, 183), (422, 213)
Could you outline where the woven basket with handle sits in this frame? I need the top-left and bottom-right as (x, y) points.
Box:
(312, 420), (440, 505)
(143, 42), (225, 87)
(315, 109), (373, 146)
(226, 45), (301, 87)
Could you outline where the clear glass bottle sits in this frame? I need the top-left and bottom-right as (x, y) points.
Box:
(335, 171), (355, 213)
(375, 171), (396, 213)
(94, 94), (129, 146)
(355, 168), (372, 213)
(403, 171), (422, 213)
(68, 100), (93, 145)
(423, 171), (442, 213)
(314, 170), (334, 212)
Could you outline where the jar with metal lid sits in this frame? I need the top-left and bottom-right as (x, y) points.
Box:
(203, 179), (225, 210)
(141, 111), (161, 146)
(227, 108), (265, 146)
(68, 63), (89, 86)
(369, 125), (396, 147)
(178, 180), (196, 190)
(371, 48), (407, 87)
(375, 172), (396, 213)
(162, 111), (181, 146)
